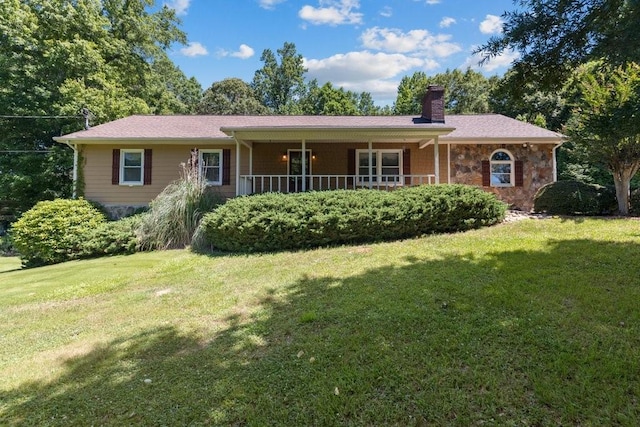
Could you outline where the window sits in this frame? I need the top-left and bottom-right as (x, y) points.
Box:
(120, 149), (144, 185)
(356, 149), (402, 183)
(200, 149), (222, 185)
(489, 149), (514, 187)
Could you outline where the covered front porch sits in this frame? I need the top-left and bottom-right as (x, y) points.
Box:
(230, 136), (450, 197)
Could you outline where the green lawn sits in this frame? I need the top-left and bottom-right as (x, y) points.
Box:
(1, 218), (640, 425)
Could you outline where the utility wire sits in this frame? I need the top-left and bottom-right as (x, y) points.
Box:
(0, 115), (81, 119)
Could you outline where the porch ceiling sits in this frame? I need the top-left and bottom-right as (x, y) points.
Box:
(222, 127), (455, 143)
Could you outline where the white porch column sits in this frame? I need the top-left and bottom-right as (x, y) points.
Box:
(301, 139), (307, 192)
(446, 142), (451, 184)
(434, 136), (440, 184)
(368, 140), (373, 189)
(235, 138), (241, 196)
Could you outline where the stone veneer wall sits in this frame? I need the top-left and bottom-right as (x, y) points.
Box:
(450, 144), (555, 211)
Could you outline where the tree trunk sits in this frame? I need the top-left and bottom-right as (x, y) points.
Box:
(612, 168), (634, 216)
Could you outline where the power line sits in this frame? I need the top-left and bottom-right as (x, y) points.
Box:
(0, 150), (51, 153)
(0, 115), (81, 119)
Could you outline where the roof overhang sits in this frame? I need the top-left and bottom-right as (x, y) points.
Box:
(52, 137), (235, 145)
(442, 137), (565, 144)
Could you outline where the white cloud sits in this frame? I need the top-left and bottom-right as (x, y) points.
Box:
(299, 0), (363, 26)
(165, 0), (190, 16)
(258, 0), (286, 9)
(461, 49), (519, 72)
(231, 44), (255, 59)
(479, 14), (503, 34)
(360, 27), (462, 57)
(304, 51), (439, 103)
(426, 0), (441, 4)
(379, 6), (392, 18)
(439, 17), (456, 28)
(217, 44), (256, 59)
(180, 42), (208, 57)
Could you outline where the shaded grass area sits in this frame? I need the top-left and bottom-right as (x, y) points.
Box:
(1, 219), (640, 425)
(0, 257), (20, 273)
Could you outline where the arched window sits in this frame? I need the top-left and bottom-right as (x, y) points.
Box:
(490, 149), (514, 187)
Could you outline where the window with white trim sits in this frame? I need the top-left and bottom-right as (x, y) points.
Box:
(200, 149), (222, 185)
(490, 149), (514, 187)
(120, 149), (144, 185)
(356, 149), (402, 183)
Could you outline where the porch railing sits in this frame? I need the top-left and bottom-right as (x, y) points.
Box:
(239, 174), (436, 195)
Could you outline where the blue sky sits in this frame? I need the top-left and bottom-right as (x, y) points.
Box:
(163, 0), (519, 106)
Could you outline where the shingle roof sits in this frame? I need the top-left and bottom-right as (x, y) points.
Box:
(55, 114), (564, 141)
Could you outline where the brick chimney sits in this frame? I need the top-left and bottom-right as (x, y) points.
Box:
(421, 85), (445, 123)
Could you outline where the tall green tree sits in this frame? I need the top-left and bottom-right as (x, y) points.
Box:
(196, 78), (269, 115)
(393, 69), (498, 115)
(0, 0), (190, 219)
(479, 0), (640, 90)
(251, 42), (307, 114)
(566, 61), (640, 215)
(490, 70), (569, 131)
(300, 81), (373, 116)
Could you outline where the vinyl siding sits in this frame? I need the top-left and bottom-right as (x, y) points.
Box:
(81, 144), (237, 206)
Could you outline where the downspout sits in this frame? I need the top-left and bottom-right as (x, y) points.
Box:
(63, 140), (78, 198)
(446, 142), (451, 184)
(552, 141), (564, 182)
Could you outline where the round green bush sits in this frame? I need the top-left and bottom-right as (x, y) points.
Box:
(533, 180), (617, 215)
(11, 198), (107, 267)
(193, 185), (507, 253)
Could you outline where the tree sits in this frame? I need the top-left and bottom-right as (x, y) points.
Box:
(251, 42), (307, 114)
(566, 61), (640, 215)
(479, 0), (640, 90)
(0, 0), (190, 219)
(196, 78), (269, 115)
(300, 81), (368, 115)
(490, 70), (569, 132)
(393, 69), (498, 115)
(147, 53), (203, 114)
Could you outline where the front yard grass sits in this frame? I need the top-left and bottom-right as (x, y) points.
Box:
(1, 218), (640, 425)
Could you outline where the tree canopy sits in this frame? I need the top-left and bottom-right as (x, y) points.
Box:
(0, 0), (198, 220)
(479, 0), (640, 90)
(251, 42), (307, 114)
(393, 69), (498, 115)
(565, 61), (640, 215)
(197, 78), (269, 115)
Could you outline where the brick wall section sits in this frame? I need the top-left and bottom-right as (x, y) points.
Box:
(449, 143), (555, 211)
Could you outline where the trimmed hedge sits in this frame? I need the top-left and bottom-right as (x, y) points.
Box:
(194, 185), (507, 253)
(78, 214), (143, 258)
(11, 199), (107, 267)
(533, 180), (617, 215)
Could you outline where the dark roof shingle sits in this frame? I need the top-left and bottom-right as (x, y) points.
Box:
(55, 114), (563, 141)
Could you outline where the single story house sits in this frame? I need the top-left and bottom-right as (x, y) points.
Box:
(54, 86), (564, 217)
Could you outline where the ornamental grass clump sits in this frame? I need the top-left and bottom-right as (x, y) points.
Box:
(138, 164), (222, 250)
(194, 184), (506, 253)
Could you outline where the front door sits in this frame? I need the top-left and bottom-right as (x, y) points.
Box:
(288, 150), (311, 192)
